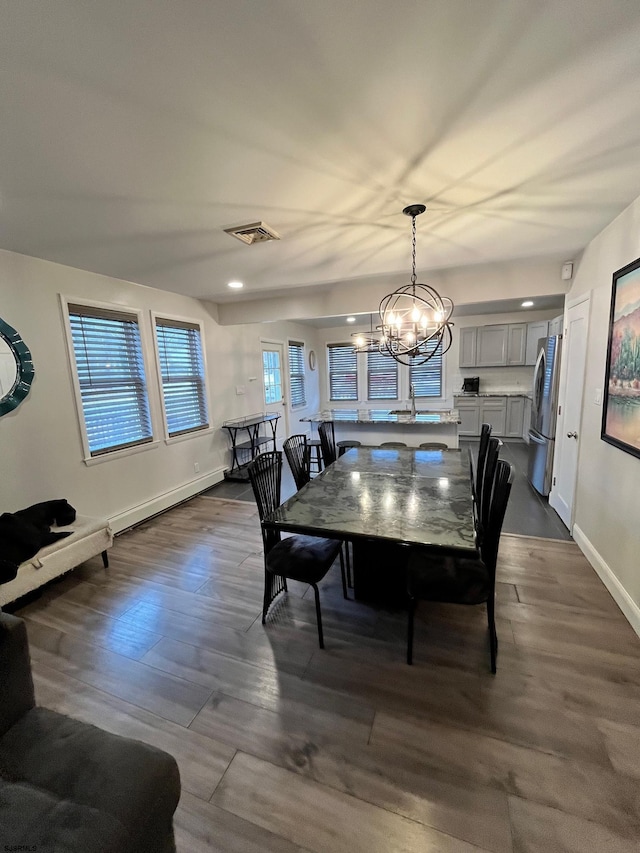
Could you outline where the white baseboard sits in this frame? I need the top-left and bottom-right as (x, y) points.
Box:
(109, 467), (227, 534)
(573, 524), (640, 639)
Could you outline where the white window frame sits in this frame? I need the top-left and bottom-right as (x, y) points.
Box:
(366, 349), (399, 401)
(287, 340), (307, 409)
(151, 311), (212, 444)
(408, 341), (445, 400)
(326, 342), (359, 402)
(60, 295), (160, 465)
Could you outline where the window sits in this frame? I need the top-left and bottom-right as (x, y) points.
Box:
(262, 348), (283, 404)
(409, 339), (443, 397)
(328, 344), (358, 400)
(68, 304), (153, 456)
(155, 318), (209, 437)
(367, 350), (398, 400)
(288, 341), (306, 408)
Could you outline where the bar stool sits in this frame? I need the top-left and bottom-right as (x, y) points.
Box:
(308, 439), (323, 474)
(419, 442), (449, 450)
(337, 439), (361, 457)
(380, 441), (407, 449)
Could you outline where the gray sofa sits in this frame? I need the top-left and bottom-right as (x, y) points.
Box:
(0, 611), (181, 852)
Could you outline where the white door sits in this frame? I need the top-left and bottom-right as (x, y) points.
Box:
(549, 296), (590, 530)
(261, 341), (288, 446)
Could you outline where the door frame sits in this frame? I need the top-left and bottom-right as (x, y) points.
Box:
(260, 338), (290, 441)
(549, 292), (591, 530)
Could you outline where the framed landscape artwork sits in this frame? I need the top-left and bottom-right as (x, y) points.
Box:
(602, 256), (640, 459)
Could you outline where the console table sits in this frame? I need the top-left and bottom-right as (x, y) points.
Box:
(222, 413), (280, 481)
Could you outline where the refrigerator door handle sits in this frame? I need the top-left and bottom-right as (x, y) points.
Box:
(532, 347), (545, 412)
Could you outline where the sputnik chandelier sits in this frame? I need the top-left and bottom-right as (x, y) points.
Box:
(353, 204), (454, 365)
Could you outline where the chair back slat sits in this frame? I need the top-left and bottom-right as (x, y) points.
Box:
(478, 436), (502, 537)
(283, 435), (310, 491)
(318, 421), (337, 466)
(247, 451), (282, 553)
(475, 423), (492, 500)
(480, 459), (514, 572)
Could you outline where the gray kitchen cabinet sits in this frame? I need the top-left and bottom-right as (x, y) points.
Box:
(461, 323), (529, 367)
(476, 325), (508, 367)
(548, 314), (563, 336)
(525, 321), (549, 365)
(459, 327), (477, 368)
(506, 323), (527, 365)
(480, 397), (507, 435)
(454, 395), (513, 436)
(456, 401), (482, 436)
(506, 396), (525, 437)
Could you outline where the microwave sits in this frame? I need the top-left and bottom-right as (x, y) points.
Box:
(462, 377), (480, 393)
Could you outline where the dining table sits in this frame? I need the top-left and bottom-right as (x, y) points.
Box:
(264, 446), (479, 602)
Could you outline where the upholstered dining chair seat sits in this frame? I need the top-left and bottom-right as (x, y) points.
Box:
(407, 554), (491, 605)
(266, 534), (342, 584)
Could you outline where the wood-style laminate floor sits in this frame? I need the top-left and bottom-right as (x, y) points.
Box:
(12, 496), (640, 852)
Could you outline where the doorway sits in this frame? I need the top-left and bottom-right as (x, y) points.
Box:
(549, 294), (591, 530)
(261, 340), (288, 446)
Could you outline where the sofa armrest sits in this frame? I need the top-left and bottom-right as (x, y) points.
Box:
(0, 612), (35, 736)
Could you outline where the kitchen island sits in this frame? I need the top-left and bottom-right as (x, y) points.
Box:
(300, 408), (460, 448)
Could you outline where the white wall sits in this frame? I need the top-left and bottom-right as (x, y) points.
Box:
(0, 249), (319, 531)
(564, 196), (640, 621)
(316, 309), (558, 408)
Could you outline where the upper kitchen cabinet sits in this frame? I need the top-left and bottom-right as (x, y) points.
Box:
(473, 323), (526, 367)
(476, 324), (508, 366)
(548, 314), (563, 336)
(459, 327), (477, 368)
(525, 320), (549, 365)
(506, 323), (527, 365)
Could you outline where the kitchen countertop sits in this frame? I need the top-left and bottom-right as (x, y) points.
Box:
(454, 392), (529, 398)
(300, 409), (461, 425)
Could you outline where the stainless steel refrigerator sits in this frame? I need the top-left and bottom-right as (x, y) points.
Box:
(528, 335), (562, 496)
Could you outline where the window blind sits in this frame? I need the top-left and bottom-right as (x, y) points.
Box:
(409, 339), (443, 397)
(68, 304), (153, 456)
(328, 344), (358, 400)
(155, 318), (209, 437)
(288, 341), (306, 408)
(367, 350), (398, 400)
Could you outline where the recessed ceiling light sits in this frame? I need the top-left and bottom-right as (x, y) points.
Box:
(228, 281), (244, 289)
(346, 316), (356, 323)
(521, 300), (534, 307)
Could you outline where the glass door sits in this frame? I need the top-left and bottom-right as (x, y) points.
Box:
(261, 341), (288, 445)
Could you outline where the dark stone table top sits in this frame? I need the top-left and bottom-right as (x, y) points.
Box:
(265, 447), (477, 554)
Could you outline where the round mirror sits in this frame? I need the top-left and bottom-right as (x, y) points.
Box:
(0, 318), (35, 416)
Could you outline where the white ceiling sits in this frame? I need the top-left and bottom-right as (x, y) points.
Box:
(2, 1), (640, 308)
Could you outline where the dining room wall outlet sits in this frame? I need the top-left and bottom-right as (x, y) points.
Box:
(236, 385), (246, 395)
(193, 462), (200, 473)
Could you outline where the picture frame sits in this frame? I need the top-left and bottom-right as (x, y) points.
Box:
(601, 256), (640, 459)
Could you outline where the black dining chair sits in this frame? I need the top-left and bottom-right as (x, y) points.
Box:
(283, 434), (310, 491)
(247, 451), (347, 649)
(318, 421), (337, 466)
(285, 432), (354, 589)
(476, 436), (502, 541)
(406, 458), (514, 672)
(419, 442), (449, 450)
(473, 423), (492, 503)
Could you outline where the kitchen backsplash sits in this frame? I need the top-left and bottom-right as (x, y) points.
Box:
(452, 365), (534, 395)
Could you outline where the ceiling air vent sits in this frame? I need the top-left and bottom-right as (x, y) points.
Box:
(224, 221), (281, 245)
